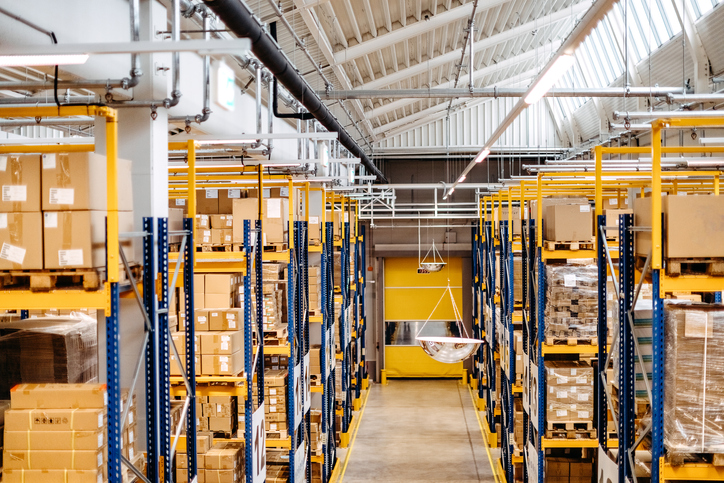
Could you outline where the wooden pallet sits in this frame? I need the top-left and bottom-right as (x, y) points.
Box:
(544, 240), (595, 251)
(545, 428), (597, 440)
(547, 421), (593, 432)
(666, 257), (724, 277)
(0, 268), (101, 291)
(545, 336), (598, 346)
(264, 243), (288, 253)
(264, 327), (288, 338)
(266, 430), (289, 440)
(263, 337), (288, 347)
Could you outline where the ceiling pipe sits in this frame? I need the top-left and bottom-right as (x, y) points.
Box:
(317, 87), (684, 100)
(169, 6), (212, 128)
(269, 22), (313, 121)
(0, 117), (94, 127)
(667, 93), (724, 104)
(613, 110), (724, 120)
(202, 0), (387, 183)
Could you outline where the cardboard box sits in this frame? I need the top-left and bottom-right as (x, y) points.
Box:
(169, 208), (185, 243)
(10, 383), (106, 409)
(0, 155), (41, 212)
(205, 294), (231, 309)
(213, 309), (242, 331)
(4, 429), (104, 450)
(41, 153), (132, 211)
(3, 469), (103, 483)
(43, 210), (134, 269)
(5, 408), (104, 432)
(198, 229), (212, 245)
(199, 331), (243, 355)
(170, 354), (200, 377)
(169, 197), (188, 213)
(208, 416), (234, 433)
(205, 274), (235, 294)
(635, 195), (724, 258)
(201, 352), (243, 376)
(204, 469), (237, 483)
(603, 208), (633, 239)
(3, 448), (105, 470)
(195, 310), (210, 332)
(218, 189), (243, 213)
(204, 442), (243, 470)
(265, 370), (288, 387)
(0, 212), (43, 269)
(231, 198), (259, 243)
(544, 203), (593, 242)
(196, 189), (219, 214)
(171, 331), (200, 355)
(263, 198), (289, 245)
(210, 215), (233, 229)
(195, 214), (210, 230)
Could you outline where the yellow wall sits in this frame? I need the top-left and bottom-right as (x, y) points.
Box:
(384, 257), (463, 377)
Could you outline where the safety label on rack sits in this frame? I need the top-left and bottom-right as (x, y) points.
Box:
(294, 362), (303, 430)
(525, 441), (538, 482)
(304, 352), (311, 412)
(530, 360), (539, 431)
(598, 446), (617, 483)
(252, 403), (267, 483)
(295, 441), (307, 480)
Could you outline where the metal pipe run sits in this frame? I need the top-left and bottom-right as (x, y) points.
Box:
(202, 0), (386, 182)
(667, 93), (724, 104)
(317, 87), (684, 100)
(0, 117), (94, 127)
(613, 110), (724, 120)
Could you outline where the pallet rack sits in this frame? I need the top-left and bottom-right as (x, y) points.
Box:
(0, 106), (193, 483)
(591, 123), (724, 483)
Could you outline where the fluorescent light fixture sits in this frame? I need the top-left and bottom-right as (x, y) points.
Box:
(448, 187), (455, 196)
(0, 54), (89, 67)
(524, 54), (575, 105)
(458, 175), (466, 183)
(700, 137), (724, 145)
(474, 148), (490, 163)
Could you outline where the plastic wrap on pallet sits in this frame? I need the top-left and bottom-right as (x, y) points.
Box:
(545, 361), (594, 424)
(544, 264), (598, 341)
(665, 301), (724, 455)
(0, 313), (98, 399)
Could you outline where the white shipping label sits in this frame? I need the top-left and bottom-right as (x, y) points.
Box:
(270, 423), (277, 431)
(579, 204), (591, 212)
(224, 235), (232, 243)
(228, 189), (241, 199)
(217, 404), (222, 413)
(556, 410), (567, 417)
(58, 249), (84, 267)
(98, 414), (104, 428)
(270, 406), (276, 413)
(206, 189), (218, 199)
(42, 154), (56, 170)
(270, 398), (277, 405)
(0, 213), (6, 229)
(221, 361), (229, 372)
(49, 188), (74, 205)
(576, 377), (587, 384)
(98, 433), (104, 447)
(267, 198), (282, 219)
(563, 274), (576, 287)
(570, 387), (578, 393)
(279, 187), (289, 197)
(203, 236), (211, 243)
(175, 198), (186, 206)
(578, 393), (589, 401)
(0, 156), (6, 171)
(44, 212), (58, 228)
(129, 429), (134, 443)
(98, 453), (104, 468)
(2, 185), (27, 202)
(229, 320), (236, 329)
(578, 411), (589, 419)
(570, 369), (577, 375)
(609, 198), (617, 205)
(0, 242), (26, 264)
(198, 316), (207, 323)
(269, 388), (277, 395)
(221, 340), (229, 351)
(557, 376), (569, 384)
(556, 391), (568, 399)
(309, 216), (319, 224)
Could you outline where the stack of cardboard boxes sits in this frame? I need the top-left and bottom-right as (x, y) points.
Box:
(310, 409), (323, 458)
(196, 396), (238, 436)
(544, 264), (598, 342)
(194, 273), (244, 310)
(545, 361), (594, 431)
(3, 384), (107, 482)
(195, 319), (244, 377)
(120, 391), (138, 464)
(309, 266), (321, 315)
(0, 153), (134, 272)
(264, 354), (289, 371)
(193, 440), (244, 483)
(309, 345), (322, 387)
(265, 370), (288, 441)
(546, 457), (594, 483)
(175, 432), (214, 483)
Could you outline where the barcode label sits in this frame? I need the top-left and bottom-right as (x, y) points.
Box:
(58, 249), (83, 266)
(49, 188), (74, 205)
(0, 242), (26, 264)
(2, 185), (26, 202)
(0, 213), (6, 229)
(44, 212), (58, 228)
(42, 154), (56, 169)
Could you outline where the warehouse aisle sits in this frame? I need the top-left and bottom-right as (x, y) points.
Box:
(341, 379), (498, 482)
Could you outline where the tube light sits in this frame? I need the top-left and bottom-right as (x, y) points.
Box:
(458, 175), (466, 183)
(524, 55), (575, 105)
(474, 148), (490, 163)
(449, 187), (455, 196)
(0, 54), (89, 67)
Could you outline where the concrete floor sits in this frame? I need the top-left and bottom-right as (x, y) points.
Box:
(341, 379), (498, 482)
